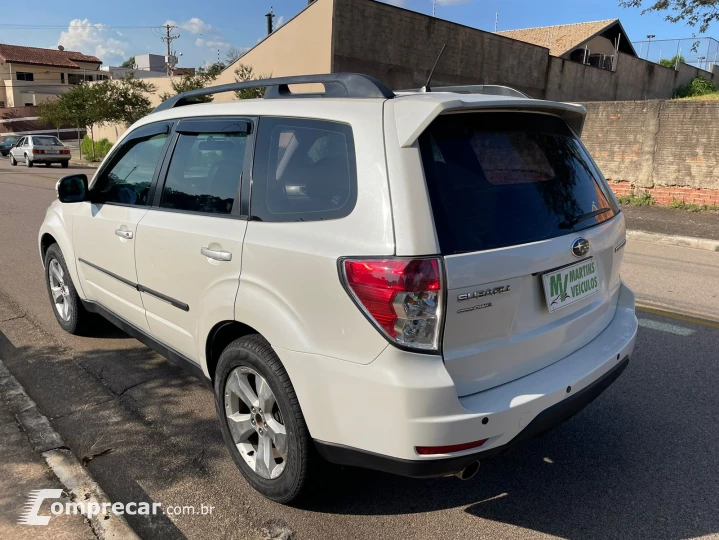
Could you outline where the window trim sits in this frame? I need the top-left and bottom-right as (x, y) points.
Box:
(150, 116), (257, 220)
(89, 120), (175, 208)
(249, 116), (358, 223)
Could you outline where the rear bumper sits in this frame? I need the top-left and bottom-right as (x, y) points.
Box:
(279, 282), (637, 473)
(30, 155), (70, 162)
(315, 355), (629, 477)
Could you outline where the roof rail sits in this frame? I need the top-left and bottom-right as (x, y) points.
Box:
(400, 85), (530, 99)
(153, 73), (395, 112)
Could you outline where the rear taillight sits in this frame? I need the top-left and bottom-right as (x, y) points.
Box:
(340, 257), (443, 351)
(61, 149), (70, 155)
(32, 149), (45, 154)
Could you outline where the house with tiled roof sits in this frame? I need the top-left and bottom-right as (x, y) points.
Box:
(496, 19), (638, 70)
(0, 43), (105, 109)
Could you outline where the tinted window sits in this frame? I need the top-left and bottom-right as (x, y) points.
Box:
(93, 130), (169, 206)
(419, 112), (618, 254)
(33, 136), (62, 146)
(160, 132), (246, 215)
(251, 117), (357, 222)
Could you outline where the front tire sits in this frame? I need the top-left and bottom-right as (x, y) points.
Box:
(215, 335), (312, 504)
(9, 154), (17, 166)
(44, 244), (93, 334)
(25, 154), (33, 167)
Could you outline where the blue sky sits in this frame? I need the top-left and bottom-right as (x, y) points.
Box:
(0, 0), (713, 68)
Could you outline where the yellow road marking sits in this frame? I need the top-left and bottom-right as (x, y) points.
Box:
(637, 303), (719, 330)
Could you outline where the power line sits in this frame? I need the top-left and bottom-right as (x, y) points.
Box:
(0, 24), (163, 30)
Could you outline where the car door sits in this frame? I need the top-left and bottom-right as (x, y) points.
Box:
(73, 121), (173, 333)
(11, 137), (25, 160)
(134, 117), (252, 362)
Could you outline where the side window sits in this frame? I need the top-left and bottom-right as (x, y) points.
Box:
(93, 124), (170, 206)
(160, 130), (247, 215)
(251, 117), (357, 222)
(16, 137), (25, 146)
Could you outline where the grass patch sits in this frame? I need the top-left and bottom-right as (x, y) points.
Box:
(675, 92), (719, 101)
(668, 199), (719, 212)
(617, 191), (654, 206)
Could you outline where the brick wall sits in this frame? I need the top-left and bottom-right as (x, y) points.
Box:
(582, 100), (719, 205)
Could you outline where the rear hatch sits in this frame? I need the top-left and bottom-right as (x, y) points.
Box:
(417, 111), (626, 397)
(33, 135), (68, 156)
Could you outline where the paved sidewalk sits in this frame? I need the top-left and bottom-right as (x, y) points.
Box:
(622, 205), (719, 241)
(0, 393), (95, 540)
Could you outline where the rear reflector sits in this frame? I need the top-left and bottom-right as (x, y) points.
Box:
(341, 257), (443, 350)
(416, 439), (488, 455)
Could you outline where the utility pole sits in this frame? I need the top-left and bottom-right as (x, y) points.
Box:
(161, 24), (180, 75)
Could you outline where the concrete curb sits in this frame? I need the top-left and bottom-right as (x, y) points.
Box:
(627, 230), (719, 252)
(0, 359), (140, 540)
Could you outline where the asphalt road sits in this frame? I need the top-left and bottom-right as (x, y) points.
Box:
(2, 157), (719, 539)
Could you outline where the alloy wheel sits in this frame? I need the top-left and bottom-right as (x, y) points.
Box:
(48, 259), (71, 321)
(224, 366), (288, 479)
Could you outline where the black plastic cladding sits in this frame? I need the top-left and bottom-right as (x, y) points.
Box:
(153, 73), (396, 112)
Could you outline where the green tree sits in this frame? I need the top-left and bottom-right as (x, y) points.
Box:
(37, 99), (69, 137)
(39, 76), (156, 160)
(225, 46), (246, 66)
(659, 54), (686, 68)
(233, 64), (271, 99)
(620, 0), (719, 33)
(121, 56), (136, 69)
(159, 65), (221, 104)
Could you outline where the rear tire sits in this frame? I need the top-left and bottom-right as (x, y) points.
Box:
(214, 335), (313, 504)
(9, 154), (17, 166)
(61, 161), (69, 168)
(45, 162), (51, 167)
(44, 243), (94, 334)
(25, 154), (33, 167)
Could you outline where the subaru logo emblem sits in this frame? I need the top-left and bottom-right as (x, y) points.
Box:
(572, 238), (590, 258)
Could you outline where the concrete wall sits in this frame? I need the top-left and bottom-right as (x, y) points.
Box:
(215, 0), (333, 99)
(330, 0), (716, 102)
(582, 100), (719, 203)
(331, 0), (550, 97)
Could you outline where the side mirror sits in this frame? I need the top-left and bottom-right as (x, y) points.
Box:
(56, 174), (88, 203)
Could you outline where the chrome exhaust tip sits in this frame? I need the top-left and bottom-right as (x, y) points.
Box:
(454, 461), (480, 480)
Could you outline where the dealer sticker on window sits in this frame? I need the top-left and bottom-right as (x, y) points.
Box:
(542, 258), (600, 313)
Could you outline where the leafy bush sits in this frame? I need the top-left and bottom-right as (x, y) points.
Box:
(675, 76), (718, 98)
(617, 190), (654, 206)
(81, 136), (113, 161)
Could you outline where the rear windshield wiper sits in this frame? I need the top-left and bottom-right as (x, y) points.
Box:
(559, 208), (612, 229)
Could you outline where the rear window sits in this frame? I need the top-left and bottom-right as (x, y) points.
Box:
(33, 136), (62, 146)
(419, 112), (618, 254)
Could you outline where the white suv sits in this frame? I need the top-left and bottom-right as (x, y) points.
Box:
(39, 74), (637, 503)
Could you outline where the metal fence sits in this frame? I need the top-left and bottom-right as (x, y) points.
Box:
(631, 37), (719, 72)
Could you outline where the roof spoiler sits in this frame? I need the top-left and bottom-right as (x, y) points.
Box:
(393, 98), (587, 148)
(400, 85), (530, 99)
(153, 73), (396, 112)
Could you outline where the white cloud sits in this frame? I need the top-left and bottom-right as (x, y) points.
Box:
(166, 17), (212, 35)
(276, 16), (285, 28)
(57, 19), (129, 65)
(195, 38), (229, 49)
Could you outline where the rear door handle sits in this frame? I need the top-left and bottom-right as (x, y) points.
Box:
(201, 247), (232, 261)
(115, 229), (133, 240)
